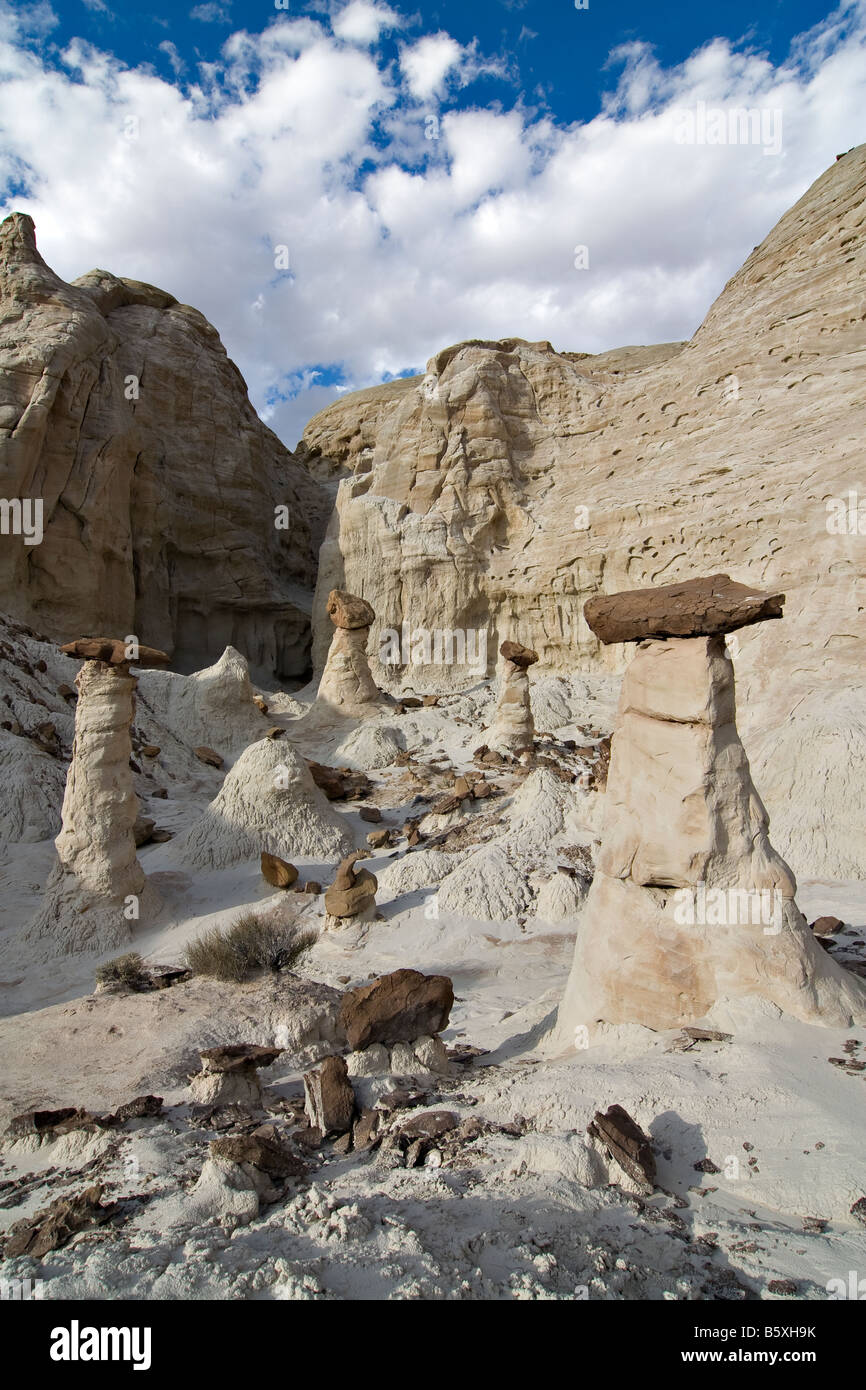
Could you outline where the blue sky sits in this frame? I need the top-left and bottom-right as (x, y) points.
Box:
(1, 0), (864, 443)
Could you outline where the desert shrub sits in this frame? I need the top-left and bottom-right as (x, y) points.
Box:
(184, 910), (317, 982)
(95, 951), (150, 992)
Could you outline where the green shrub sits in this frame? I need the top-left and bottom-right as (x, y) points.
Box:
(184, 910), (317, 982)
(95, 951), (150, 992)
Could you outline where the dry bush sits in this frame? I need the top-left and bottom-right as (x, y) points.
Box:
(184, 908), (317, 982)
(95, 951), (150, 992)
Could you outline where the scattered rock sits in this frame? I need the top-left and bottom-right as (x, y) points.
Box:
(3, 1184), (116, 1258)
(194, 745), (224, 768)
(261, 851), (299, 889)
(587, 1104), (657, 1194)
(811, 916), (844, 936)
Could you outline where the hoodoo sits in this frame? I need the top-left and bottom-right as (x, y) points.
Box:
(27, 638), (169, 954)
(552, 577), (866, 1042)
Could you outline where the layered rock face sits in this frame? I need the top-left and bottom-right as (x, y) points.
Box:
(553, 626), (866, 1040)
(0, 213), (326, 680)
(303, 147), (866, 875)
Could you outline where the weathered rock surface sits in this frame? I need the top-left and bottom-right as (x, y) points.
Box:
(0, 212), (327, 680)
(326, 590), (376, 629)
(339, 969), (454, 1050)
(584, 575), (785, 644)
(170, 736), (353, 870)
(586, 1104), (656, 1196)
(59, 637), (170, 667)
(324, 850), (378, 919)
(552, 635), (866, 1036)
(302, 148), (866, 877)
(303, 1054), (355, 1135)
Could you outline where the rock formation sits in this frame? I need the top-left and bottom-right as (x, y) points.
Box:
(25, 639), (168, 954)
(302, 147), (866, 877)
(170, 736), (353, 871)
(552, 581), (866, 1041)
(0, 212), (327, 680)
(324, 850), (378, 920)
(188, 1044), (282, 1108)
(484, 640), (538, 757)
(315, 589), (386, 719)
(303, 1054), (355, 1135)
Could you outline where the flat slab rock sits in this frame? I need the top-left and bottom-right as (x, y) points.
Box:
(587, 1103), (656, 1193)
(339, 968), (454, 1050)
(60, 637), (170, 668)
(584, 574), (784, 644)
(199, 1044), (283, 1074)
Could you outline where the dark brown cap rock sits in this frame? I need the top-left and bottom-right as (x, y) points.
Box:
(584, 574), (784, 645)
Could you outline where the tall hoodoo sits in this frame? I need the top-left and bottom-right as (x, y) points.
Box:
(553, 577), (866, 1043)
(315, 589), (386, 718)
(485, 640), (538, 757)
(26, 638), (169, 954)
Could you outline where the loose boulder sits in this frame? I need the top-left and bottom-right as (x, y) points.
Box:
(339, 968), (454, 1050)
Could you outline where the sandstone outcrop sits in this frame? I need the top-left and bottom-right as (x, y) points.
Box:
(324, 850), (378, 920)
(315, 589), (386, 719)
(302, 148), (866, 878)
(552, 605), (866, 1039)
(0, 212), (326, 680)
(25, 641), (167, 954)
(484, 640), (538, 756)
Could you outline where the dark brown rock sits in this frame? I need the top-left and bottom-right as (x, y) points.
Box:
(326, 589), (375, 630)
(811, 915), (844, 936)
(396, 1109), (458, 1142)
(112, 1094), (163, 1124)
(850, 1197), (866, 1226)
(60, 637), (170, 668)
(303, 880), (322, 895)
(265, 726), (285, 740)
(500, 640), (539, 668)
(194, 745), (224, 768)
(260, 851), (298, 889)
(3, 1184), (116, 1258)
(353, 1107), (381, 1151)
(339, 968), (454, 1050)
(584, 574), (785, 644)
(199, 1044), (282, 1073)
(587, 1103), (657, 1191)
(303, 1054), (355, 1135)
(359, 806), (382, 823)
(210, 1131), (307, 1178)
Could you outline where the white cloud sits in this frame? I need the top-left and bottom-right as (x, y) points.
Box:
(399, 32), (463, 100)
(332, 1), (400, 46)
(190, 2), (231, 23)
(1, 0), (865, 447)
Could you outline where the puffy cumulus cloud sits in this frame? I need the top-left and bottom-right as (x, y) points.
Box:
(399, 32), (463, 100)
(1, 0), (865, 447)
(332, 1), (401, 46)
